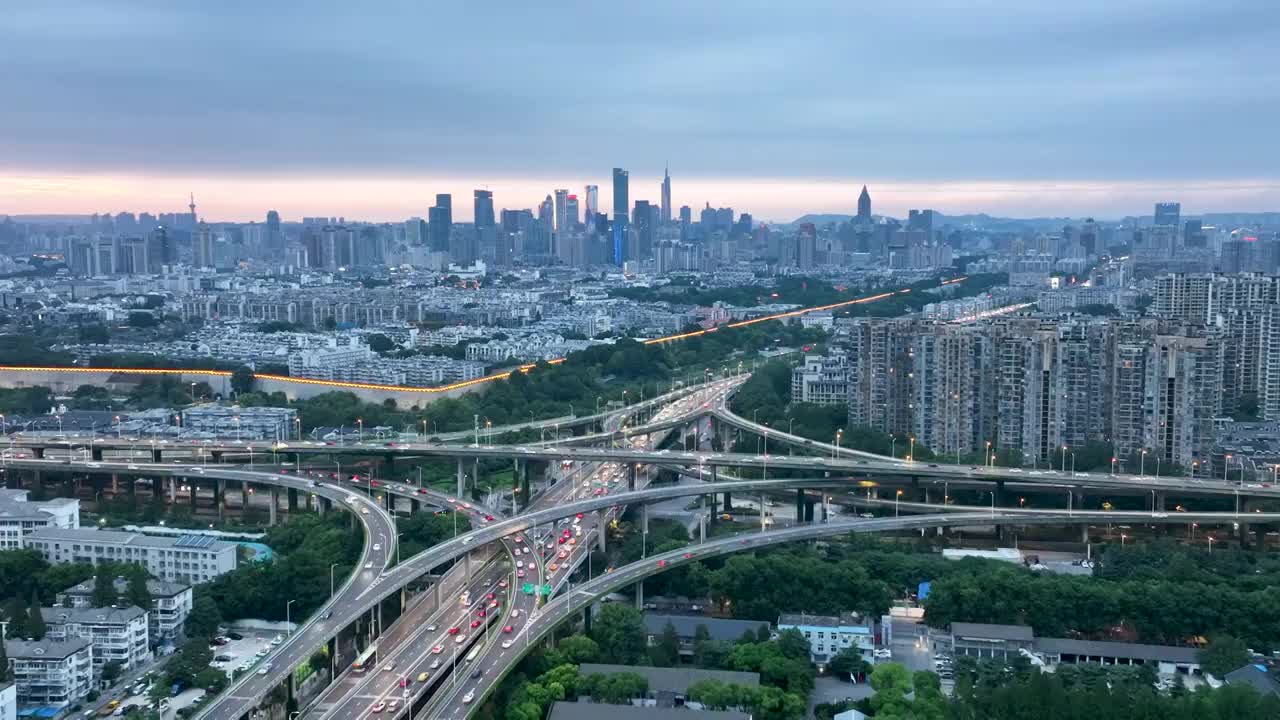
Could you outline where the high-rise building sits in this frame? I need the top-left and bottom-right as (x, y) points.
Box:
(1154, 202), (1181, 228)
(265, 210), (281, 252)
(554, 189), (569, 232)
(633, 200), (656, 261)
(679, 205), (692, 241)
(796, 223), (817, 269)
(193, 223), (215, 268)
(584, 185), (599, 218)
(612, 168), (629, 265)
(857, 185), (872, 220)
(473, 190), (495, 229)
(661, 165), (672, 224)
(146, 227), (171, 273)
(428, 194), (452, 252)
(565, 195), (580, 229)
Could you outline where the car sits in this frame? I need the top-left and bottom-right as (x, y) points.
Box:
(373, 543), (382, 551)
(548, 563), (558, 572)
(361, 507), (370, 515)
(558, 550), (568, 559)
(383, 662), (395, 672)
(470, 619), (482, 628)
(503, 625), (514, 633)
(370, 701), (385, 713)
(271, 635), (283, 645)
(462, 691), (475, 704)
(477, 609), (487, 617)
(498, 579), (508, 588)
(417, 671), (430, 682)
(387, 700), (399, 711)
(430, 645), (444, 654)
(516, 569), (525, 578)
(227, 632), (244, 640)
(448, 627), (460, 635)
(516, 561), (523, 569)
(257, 663), (273, 675)
(510, 609), (521, 618)
(502, 639), (513, 648)
(454, 635), (466, 644)
(364, 561), (373, 569)
(488, 599), (499, 609)
(470, 668), (483, 679)
(447, 497), (456, 503)
(430, 659), (441, 669)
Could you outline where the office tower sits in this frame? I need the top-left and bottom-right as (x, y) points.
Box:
(633, 200), (655, 260)
(565, 195), (579, 229)
(796, 223), (816, 269)
(428, 194), (452, 252)
(612, 168), (629, 265)
(584, 185), (598, 217)
(404, 218), (424, 245)
(857, 185), (871, 220)
(1154, 202), (1181, 227)
(554, 189), (569, 232)
(538, 195), (554, 232)
(473, 190), (495, 229)
(1183, 219), (1206, 248)
(145, 227), (171, 272)
(193, 223), (215, 268)
(679, 205), (692, 241)
(265, 210), (281, 253)
(907, 209), (935, 242)
(661, 165), (672, 224)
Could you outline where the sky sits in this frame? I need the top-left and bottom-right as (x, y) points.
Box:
(3, 0), (1279, 223)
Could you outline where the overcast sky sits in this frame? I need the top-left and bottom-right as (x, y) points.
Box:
(3, 0), (1279, 221)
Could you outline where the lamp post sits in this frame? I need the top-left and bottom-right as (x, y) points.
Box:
(890, 436), (897, 460)
(895, 489), (903, 517)
(985, 440), (992, 467)
(1111, 457), (1118, 475)
(1224, 454), (1232, 482)
(356, 418), (363, 443)
(1140, 449), (1147, 477)
(330, 563), (339, 596)
(1061, 445), (1068, 473)
(114, 415), (122, 438)
(908, 436), (915, 463)
(286, 599), (297, 635)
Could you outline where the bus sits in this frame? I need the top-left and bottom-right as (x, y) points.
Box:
(351, 644), (378, 673)
(465, 645), (482, 663)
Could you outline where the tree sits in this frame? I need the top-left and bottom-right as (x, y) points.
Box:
(1200, 635), (1251, 677)
(649, 621), (680, 667)
(3, 597), (29, 639)
(187, 589), (223, 639)
(589, 604), (646, 664)
(126, 572), (151, 609)
(366, 334), (396, 353)
(829, 647), (871, 682)
(101, 660), (123, 683)
(127, 311), (158, 328)
(775, 628), (811, 660)
(26, 589), (46, 640)
(93, 573), (118, 607)
(230, 366), (256, 396)
(0, 632), (7, 682)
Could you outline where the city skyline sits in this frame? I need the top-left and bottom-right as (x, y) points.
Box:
(4, 2), (1279, 220)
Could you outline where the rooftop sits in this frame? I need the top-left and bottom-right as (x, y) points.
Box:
(41, 605), (148, 624)
(641, 613), (769, 643)
(548, 701), (750, 720)
(778, 612), (874, 630)
(578, 664), (759, 694)
(1034, 637), (1200, 664)
(60, 576), (191, 599)
(27, 527), (235, 552)
(1225, 665), (1280, 697)
(950, 622), (1036, 642)
(5, 637), (92, 660)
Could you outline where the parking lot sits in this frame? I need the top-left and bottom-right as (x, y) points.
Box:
(209, 631), (286, 677)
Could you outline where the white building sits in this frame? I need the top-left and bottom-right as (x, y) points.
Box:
(777, 612), (877, 667)
(0, 490), (79, 550)
(790, 352), (850, 406)
(0, 682), (14, 720)
(6, 638), (94, 711)
(57, 577), (193, 648)
(42, 606), (151, 676)
(23, 529), (237, 584)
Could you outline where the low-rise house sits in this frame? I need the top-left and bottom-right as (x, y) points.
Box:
(42, 605), (152, 676)
(641, 613), (769, 660)
(57, 576), (192, 648)
(777, 612), (877, 666)
(23, 528), (237, 584)
(578, 663), (758, 709)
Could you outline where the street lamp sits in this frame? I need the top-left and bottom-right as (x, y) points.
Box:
(908, 436), (915, 463)
(356, 418), (363, 443)
(286, 599), (297, 635)
(1140, 449), (1147, 477)
(329, 563), (340, 595)
(895, 489), (903, 517)
(1224, 454), (1232, 482)
(1120, 533), (1127, 547)
(1111, 457), (1118, 475)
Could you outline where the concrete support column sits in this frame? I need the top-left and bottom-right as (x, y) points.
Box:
(168, 478), (176, 503)
(319, 497), (331, 515)
(1154, 492), (1167, 512)
(269, 488), (279, 525)
(472, 458), (479, 499)
(724, 492), (732, 511)
(699, 514), (707, 543)
(457, 458), (465, 498)
(306, 492), (315, 512)
(583, 606), (592, 634)
(216, 479), (225, 522)
(796, 489), (805, 523)
(152, 448), (162, 463)
(288, 487), (299, 513)
(110, 474), (118, 495)
(627, 464), (637, 492)
(760, 493), (767, 532)
(711, 466), (718, 484)
(188, 480), (197, 509)
(1080, 523), (1089, 544)
(411, 499), (420, 513)
(595, 513), (607, 554)
(464, 551), (471, 578)
(634, 582), (643, 609)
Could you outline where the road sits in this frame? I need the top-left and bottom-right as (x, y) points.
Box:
(447, 508), (1280, 709)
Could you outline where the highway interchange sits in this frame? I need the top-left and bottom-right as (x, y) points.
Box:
(5, 374), (1279, 719)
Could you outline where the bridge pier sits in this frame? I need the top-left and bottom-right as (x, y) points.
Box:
(699, 513), (706, 543)
(91, 447), (103, 462)
(167, 478), (176, 503)
(319, 497), (331, 515)
(33, 447), (44, 460)
(760, 494), (767, 532)
(627, 464), (637, 492)
(288, 487), (299, 513)
(188, 480), (197, 510)
(269, 488), (279, 525)
(583, 605), (592, 634)
(240, 480), (250, 509)
(410, 499), (420, 513)
(456, 458), (465, 498)
(796, 489), (804, 523)
(634, 582), (643, 610)
(595, 512), (607, 554)
(216, 479), (225, 522)
(110, 474), (118, 495)
(152, 448), (162, 463)
(723, 492), (732, 512)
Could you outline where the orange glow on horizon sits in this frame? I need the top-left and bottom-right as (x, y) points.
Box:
(1, 277), (965, 393)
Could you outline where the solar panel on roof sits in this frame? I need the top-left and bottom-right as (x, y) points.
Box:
(174, 534), (217, 548)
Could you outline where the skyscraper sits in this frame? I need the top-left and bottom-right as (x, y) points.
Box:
(612, 168), (629, 265)
(584, 185), (598, 218)
(565, 195), (580, 228)
(554, 189), (569, 232)
(679, 205), (692, 242)
(1154, 202), (1181, 227)
(661, 165), (672, 224)
(473, 190), (495, 229)
(428, 194), (452, 252)
(633, 200), (655, 260)
(857, 186), (872, 220)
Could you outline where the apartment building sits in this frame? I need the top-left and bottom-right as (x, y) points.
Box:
(0, 490), (79, 550)
(6, 638), (93, 711)
(791, 352), (850, 406)
(182, 404), (297, 441)
(41, 606), (151, 675)
(57, 577), (193, 647)
(23, 529), (237, 584)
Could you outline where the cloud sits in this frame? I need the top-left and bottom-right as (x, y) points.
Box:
(1, 1), (1278, 215)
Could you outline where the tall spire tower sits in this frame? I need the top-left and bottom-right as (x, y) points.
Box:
(660, 164), (672, 224)
(188, 192), (198, 225)
(857, 185), (871, 220)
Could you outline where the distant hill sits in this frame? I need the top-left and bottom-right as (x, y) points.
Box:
(789, 214), (855, 226)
